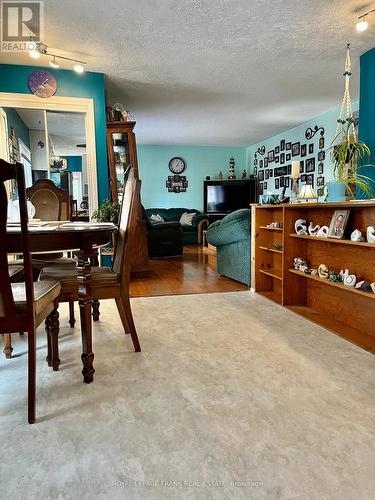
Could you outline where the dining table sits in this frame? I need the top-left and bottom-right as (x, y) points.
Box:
(6, 221), (116, 383)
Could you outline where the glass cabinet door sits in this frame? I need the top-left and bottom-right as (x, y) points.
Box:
(111, 132), (130, 203)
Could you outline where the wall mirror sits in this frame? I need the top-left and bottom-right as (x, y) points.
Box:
(0, 93), (98, 218)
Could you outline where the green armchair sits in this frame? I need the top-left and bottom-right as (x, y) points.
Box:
(206, 209), (251, 286)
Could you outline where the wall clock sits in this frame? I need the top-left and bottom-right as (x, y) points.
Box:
(28, 70), (57, 98)
(169, 157), (186, 174)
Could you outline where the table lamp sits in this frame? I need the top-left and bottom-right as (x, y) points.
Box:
(290, 161), (300, 203)
(298, 184), (318, 203)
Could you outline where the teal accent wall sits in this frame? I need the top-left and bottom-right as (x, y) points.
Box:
(246, 102), (359, 200)
(3, 107), (30, 148)
(359, 47), (375, 196)
(0, 64), (108, 203)
(61, 155), (82, 172)
(137, 145), (247, 211)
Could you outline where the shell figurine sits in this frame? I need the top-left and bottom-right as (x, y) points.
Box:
(295, 219), (307, 235)
(343, 274), (357, 287)
(367, 226), (375, 243)
(351, 229), (365, 242)
(318, 264), (329, 279)
(316, 226), (329, 238)
(308, 223), (320, 236)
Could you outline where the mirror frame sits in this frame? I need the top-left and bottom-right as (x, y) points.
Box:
(0, 92), (98, 216)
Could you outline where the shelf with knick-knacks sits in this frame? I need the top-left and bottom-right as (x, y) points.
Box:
(254, 200), (375, 354)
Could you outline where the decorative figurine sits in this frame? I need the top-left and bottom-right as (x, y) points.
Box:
(339, 269), (349, 282)
(351, 229), (365, 242)
(308, 223), (320, 236)
(293, 257), (308, 272)
(272, 243), (283, 251)
(329, 270), (341, 283)
(295, 219), (307, 235)
(218, 170), (223, 180)
(316, 226), (329, 238)
(343, 274), (357, 287)
(241, 169), (247, 179)
(310, 269), (318, 276)
(367, 226), (375, 243)
(228, 157), (236, 179)
(371, 283), (375, 294)
(318, 264), (329, 279)
(355, 281), (373, 293)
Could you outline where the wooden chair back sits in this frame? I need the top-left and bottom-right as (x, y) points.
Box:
(112, 167), (140, 290)
(27, 179), (71, 221)
(0, 159), (34, 332)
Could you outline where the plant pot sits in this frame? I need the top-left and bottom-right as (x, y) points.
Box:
(327, 181), (347, 202)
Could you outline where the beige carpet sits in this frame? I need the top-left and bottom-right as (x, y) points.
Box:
(1, 291), (375, 500)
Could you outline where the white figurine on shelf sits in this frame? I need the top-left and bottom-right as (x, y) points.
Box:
(308, 223), (320, 236)
(295, 219), (307, 235)
(351, 229), (365, 242)
(367, 226), (375, 243)
(316, 226), (329, 238)
(318, 264), (329, 279)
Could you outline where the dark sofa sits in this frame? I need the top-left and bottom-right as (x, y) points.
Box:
(145, 208), (209, 244)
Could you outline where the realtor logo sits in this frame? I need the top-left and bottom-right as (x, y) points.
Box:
(1, 1), (44, 51)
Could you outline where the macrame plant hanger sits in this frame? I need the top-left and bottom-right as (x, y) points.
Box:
(335, 43), (356, 143)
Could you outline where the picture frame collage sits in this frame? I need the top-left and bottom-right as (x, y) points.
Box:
(253, 127), (326, 197)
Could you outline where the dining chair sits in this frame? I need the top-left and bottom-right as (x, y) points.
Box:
(39, 167), (141, 361)
(0, 159), (61, 424)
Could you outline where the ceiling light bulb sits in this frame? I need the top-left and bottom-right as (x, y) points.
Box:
(74, 64), (85, 73)
(30, 49), (40, 59)
(49, 56), (60, 68)
(356, 19), (369, 32)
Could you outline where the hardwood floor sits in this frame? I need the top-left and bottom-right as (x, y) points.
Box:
(130, 245), (248, 297)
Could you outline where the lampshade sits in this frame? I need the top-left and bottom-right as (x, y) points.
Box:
(298, 184), (317, 200)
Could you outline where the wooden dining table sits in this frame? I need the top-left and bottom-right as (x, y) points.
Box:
(6, 221), (116, 383)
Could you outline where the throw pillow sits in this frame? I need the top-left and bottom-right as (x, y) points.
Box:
(180, 212), (196, 225)
(150, 214), (164, 223)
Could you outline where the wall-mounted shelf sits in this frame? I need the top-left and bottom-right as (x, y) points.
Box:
(290, 234), (375, 249)
(259, 246), (283, 254)
(289, 269), (375, 301)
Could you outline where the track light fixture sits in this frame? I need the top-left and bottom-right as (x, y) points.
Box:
(356, 8), (375, 32)
(28, 42), (87, 72)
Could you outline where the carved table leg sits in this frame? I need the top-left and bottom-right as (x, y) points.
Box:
(2, 334), (13, 359)
(76, 249), (95, 383)
(68, 300), (75, 328)
(92, 299), (100, 321)
(49, 306), (60, 371)
(45, 316), (52, 367)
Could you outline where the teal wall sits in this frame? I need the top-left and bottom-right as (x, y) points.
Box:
(3, 107), (30, 148)
(61, 155), (82, 172)
(359, 47), (375, 195)
(137, 145), (247, 211)
(0, 64), (108, 203)
(246, 102), (359, 200)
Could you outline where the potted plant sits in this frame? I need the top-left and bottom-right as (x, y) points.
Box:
(328, 120), (374, 201)
(92, 198), (120, 224)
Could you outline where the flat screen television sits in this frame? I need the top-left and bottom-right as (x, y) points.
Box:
(204, 179), (256, 214)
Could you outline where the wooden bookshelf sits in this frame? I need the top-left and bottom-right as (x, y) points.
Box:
(254, 201), (375, 353)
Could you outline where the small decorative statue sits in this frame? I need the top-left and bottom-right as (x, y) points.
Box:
(339, 269), (349, 282)
(343, 273), (357, 287)
(329, 270), (341, 283)
(310, 269), (318, 276)
(355, 281), (373, 292)
(293, 257), (308, 272)
(316, 226), (329, 238)
(295, 219), (307, 235)
(318, 264), (329, 279)
(351, 229), (365, 242)
(367, 226), (375, 243)
(218, 171), (223, 180)
(371, 283), (375, 294)
(241, 169), (247, 179)
(308, 223), (320, 236)
(228, 157), (236, 179)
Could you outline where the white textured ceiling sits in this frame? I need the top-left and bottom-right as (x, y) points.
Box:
(1, 0), (375, 146)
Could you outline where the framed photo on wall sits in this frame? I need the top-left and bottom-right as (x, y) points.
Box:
(264, 158), (268, 167)
(318, 162), (324, 174)
(268, 150), (275, 162)
(319, 137), (325, 149)
(275, 178), (279, 189)
(292, 142), (300, 157)
(306, 158), (315, 173)
(280, 153), (285, 164)
(301, 144), (307, 157)
(309, 144), (314, 154)
(286, 142), (291, 150)
(318, 150), (325, 161)
(280, 139), (286, 151)
(286, 153), (291, 161)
